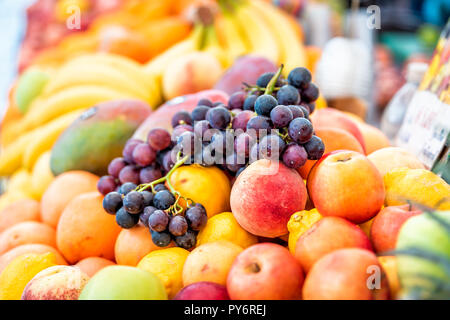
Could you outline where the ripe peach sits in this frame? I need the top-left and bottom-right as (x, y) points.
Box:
(303, 248), (390, 300)
(162, 52), (223, 100)
(307, 150), (385, 224)
(356, 122), (390, 154)
(310, 108), (366, 153)
(231, 160), (307, 238)
(21, 265), (89, 300)
(370, 205), (422, 253)
(367, 147), (425, 177)
(227, 243), (304, 300)
(298, 127), (365, 179)
(182, 240), (243, 287)
(294, 216), (373, 272)
(0, 199), (40, 232)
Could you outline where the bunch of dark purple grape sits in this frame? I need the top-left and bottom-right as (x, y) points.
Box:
(102, 182), (207, 250)
(168, 66), (325, 175)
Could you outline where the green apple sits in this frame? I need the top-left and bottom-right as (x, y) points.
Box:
(15, 68), (50, 114)
(78, 266), (168, 300)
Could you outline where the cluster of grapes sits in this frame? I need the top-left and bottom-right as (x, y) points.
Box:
(102, 181), (207, 250)
(166, 66), (325, 174)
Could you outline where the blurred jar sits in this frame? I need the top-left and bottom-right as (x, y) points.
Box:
(380, 62), (428, 143)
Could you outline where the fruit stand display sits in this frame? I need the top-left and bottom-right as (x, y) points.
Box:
(0, 0), (449, 302)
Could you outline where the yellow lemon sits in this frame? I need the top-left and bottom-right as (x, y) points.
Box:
(30, 151), (54, 200)
(378, 256), (400, 299)
(287, 209), (322, 254)
(197, 212), (258, 248)
(0, 252), (56, 300)
(168, 164), (231, 218)
(384, 168), (450, 210)
(137, 247), (189, 299)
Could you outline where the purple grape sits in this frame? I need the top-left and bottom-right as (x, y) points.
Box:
(228, 91), (246, 110)
(140, 206), (156, 227)
(288, 67), (312, 89)
(234, 132), (254, 158)
(270, 105), (293, 128)
(148, 210), (169, 232)
(122, 139), (143, 163)
(298, 105), (310, 119)
(147, 128), (171, 151)
(256, 72), (283, 88)
(153, 190), (176, 210)
(206, 106), (231, 130)
(288, 105), (305, 119)
(168, 215), (188, 236)
(192, 106), (210, 121)
(151, 230), (172, 247)
(277, 85), (300, 105)
(194, 120), (211, 138)
(232, 110), (254, 131)
(171, 124), (193, 142)
(116, 207), (139, 229)
(123, 191), (144, 214)
(119, 165), (140, 185)
(119, 182), (137, 196)
(108, 157), (127, 178)
(288, 118), (313, 144)
(174, 230), (197, 250)
(282, 143), (308, 169)
(139, 166), (162, 184)
(141, 191), (153, 207)
(97, 175), (117, 195)
(301, 83), (319, 103)
(258, 134), (286, 159)
(246, 116), (272, 138)
(154, 184), (168, 192)
(102, 192), (122, 214)
(132, 143), (156, 167)
(197, 98), (213, 107)
(172, 111), (192, 127)
(243, 95), (257, 111)
(225, 153), (245, 172)
(177, 131), (196, 155)
(185, 204), (207, 230)
(254, 94), (278, 116)
(304, 135), (325, 160)
(162, 151), (175, 172)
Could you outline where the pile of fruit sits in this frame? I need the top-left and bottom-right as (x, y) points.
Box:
(0, 0), (449, 301)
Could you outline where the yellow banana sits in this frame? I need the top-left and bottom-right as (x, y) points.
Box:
(42, 62), (151, 102)
(214, 12), (249, 60)
(249, 0), (307, 74)
(143, 24), (204, 77)
(0, 133), (34, 176)
(22, 110), (83, 170)
(231, 2), (280, 64)
(19, 85), (136, 134)
(202, 25), (232, 69)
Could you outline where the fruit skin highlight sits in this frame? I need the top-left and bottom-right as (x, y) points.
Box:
(231, 159), (307, 238)
(79, 265), (167, 300)
(307, 150), (385, 224)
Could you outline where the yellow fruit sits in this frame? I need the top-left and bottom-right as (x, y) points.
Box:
(6, 169), (34, 199)
(287, 209), (322, 254)
(378, 256), (400, 298)
(30, 151), (54, 200)
(384, 168), (450, 210)
(0, 192), (31, 212)
(359, 217), (375, 239)
(0, 252), (56, 300)
(0, 133), (34, 176)
(137, 247), (189, 299)
(168, 164), (231, 218)
(197, 212), (258, 248)
(22, 110), (83, 170)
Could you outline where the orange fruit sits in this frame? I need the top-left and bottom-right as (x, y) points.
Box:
(75, 257), (115, 277)
(115, 225), (175, 266)
(40, 171), (99, 228)
(0, 199), (40, 232)
(56, 192), (121, 264)
(0, 244), (67, 274)
(0, 221), (56, 255)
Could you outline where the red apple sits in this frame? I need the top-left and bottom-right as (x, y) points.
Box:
(295, 216), (373, 272)
(230, 159), (307, 238)
(307, 150), (385, 224)
(303, 248), (390, 300)
(173, 282), (229, 300)
(370, 204), (422, 253)
(227, 243), (304, 300)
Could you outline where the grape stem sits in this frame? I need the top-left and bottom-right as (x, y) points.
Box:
(264, 64), (284, 96)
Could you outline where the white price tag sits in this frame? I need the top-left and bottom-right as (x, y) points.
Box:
(396, 91), (450, 169)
